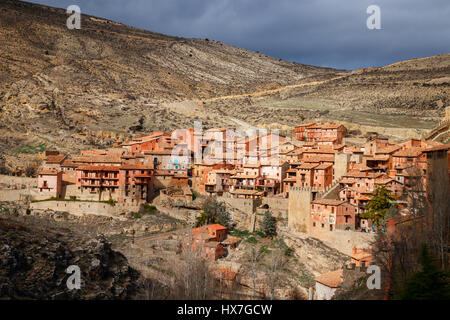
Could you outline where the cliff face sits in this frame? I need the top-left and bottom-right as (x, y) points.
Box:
(0, 216), (140, 299)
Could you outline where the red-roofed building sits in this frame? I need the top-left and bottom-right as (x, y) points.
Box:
(43, 153), (67, 171)
(183, 224), (228, 261)
(314, 269), (343, 300)
(294, 122), (347, 144)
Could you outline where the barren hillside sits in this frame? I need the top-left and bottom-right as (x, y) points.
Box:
(0, 0), (449, 170)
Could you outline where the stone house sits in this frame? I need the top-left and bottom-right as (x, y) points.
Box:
(37, 169), (63, 199)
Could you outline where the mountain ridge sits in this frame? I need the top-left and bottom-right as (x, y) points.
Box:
(0, 0), (449, 171)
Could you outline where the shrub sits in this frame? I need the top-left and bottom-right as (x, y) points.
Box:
(196, 197), (231, 229)
(261, 210), (277, 238)
(246, 236), (258, 244)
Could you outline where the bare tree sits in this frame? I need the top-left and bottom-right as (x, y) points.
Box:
(373, 162), (449, 298)
(265, 249), (287, 300)
(170, 232), (216, 299)
(246, 246), (264, 299)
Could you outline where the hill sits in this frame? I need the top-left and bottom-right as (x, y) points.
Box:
(0, 0), (449, 171)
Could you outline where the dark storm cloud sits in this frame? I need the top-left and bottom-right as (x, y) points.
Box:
(27, 0), (450, 69)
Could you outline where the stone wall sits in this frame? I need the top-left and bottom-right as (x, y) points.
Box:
(0, 174), (37, 188)
(30, 200), (138, 218)
(218, 194), (262, 215)
(0, 189), (31, 202)
(258, 197), (289, 218)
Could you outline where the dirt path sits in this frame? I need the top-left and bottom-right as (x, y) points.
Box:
(193, 75), (346, 104)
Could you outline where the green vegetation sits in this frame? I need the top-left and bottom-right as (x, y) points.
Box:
(13, 142), (46, 155)
(192, 190), (203, 201)
(396, 245), (450, 300)
(230, 229), (266, 244)
(133, 204), (159, 219)
(259, 245), (270, 254)
(260, 210), (277, 238)
(360, 186), (395, 228)
(140, 203), (157, 214)
(246, 236), (258, 244)
(271, 238), (293, 257)
(105, 198), (116, 206)
(131, 212), (143, 219)
(196, 197), (231, 229)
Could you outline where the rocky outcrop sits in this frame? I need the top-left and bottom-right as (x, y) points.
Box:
(0, 217), (141, 300)
(282, 231), (348, 276)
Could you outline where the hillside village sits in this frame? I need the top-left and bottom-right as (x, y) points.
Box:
(1, 106), (449, 300)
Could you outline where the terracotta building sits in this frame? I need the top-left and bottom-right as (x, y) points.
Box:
(294, 122), (347, 144)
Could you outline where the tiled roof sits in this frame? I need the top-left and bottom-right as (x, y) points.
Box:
(120, 164), (154, 170)
(230, 189), (263, 195)
(376, 145), (401, 154)
(375, 177), (397, 185)
(243, 163), (261, 168)
(303, 148), (336, 154)
(351, 252), (372, 261)
(61, 159), (77, 168)
(297, 163), (319, 170)
(231, 174), (259, 179)
(72, 155), (122, 164)
(45, 154), (66, 164)
(340, 178), (355, 184)
(312, 198), (345, 206)
(77, 165), (120, 171)
(143, 150), (173, 155)
(39, 169), (61, 175)
(303, 155), (334, 163)
(344, 172), (383, 179)
(315, 163), (333, 170)
(393, 148), (423, 157)
(314, 269), (343, 288)
(423, 143), (450, 152)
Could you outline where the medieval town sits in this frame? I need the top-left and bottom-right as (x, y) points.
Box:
(0, 1), (449, 302)
(2, 107), (449, 300)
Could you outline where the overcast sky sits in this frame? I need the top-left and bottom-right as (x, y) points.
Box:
(28, 0), (450, 69)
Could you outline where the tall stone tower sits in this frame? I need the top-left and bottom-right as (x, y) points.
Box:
(334, 153), (350, 181)
(288, 187), (313, 233)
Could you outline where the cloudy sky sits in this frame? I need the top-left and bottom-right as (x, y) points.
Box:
(28, 0), (450, 69)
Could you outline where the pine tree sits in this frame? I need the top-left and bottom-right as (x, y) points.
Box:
(397, 244), (450, 300)
(361, 186), (395, 228)
(261, 210), (277, 238)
